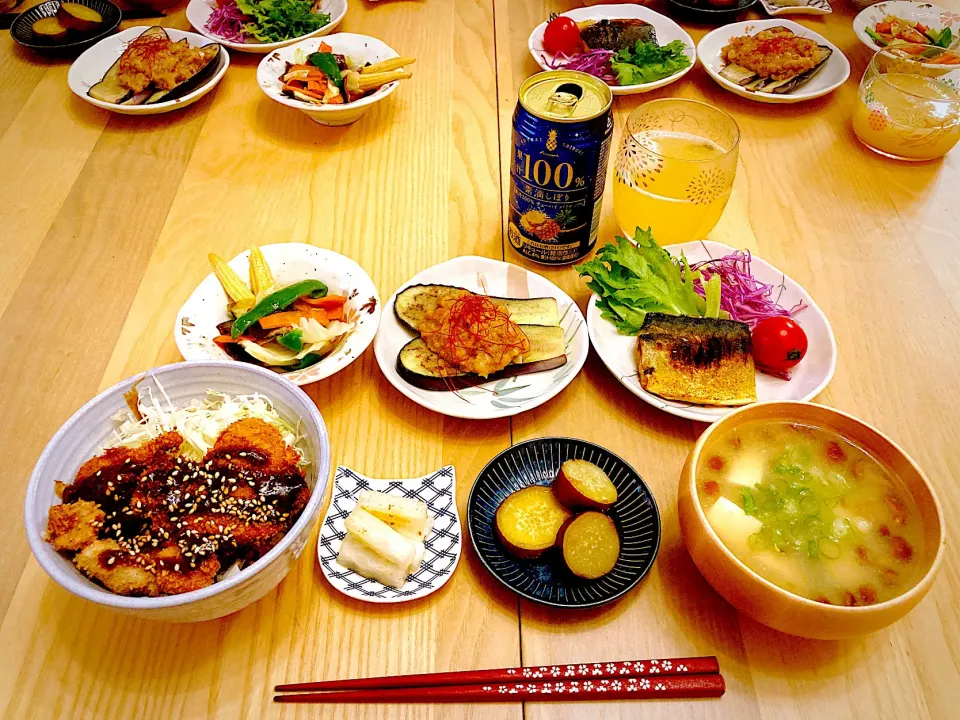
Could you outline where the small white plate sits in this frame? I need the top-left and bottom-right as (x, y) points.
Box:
(759, 0), (832, 16)
(186, 0), (346, 54)
(698, 19), (850, 104)
(586, 240), (837, 424)
(374, 256), (589, 421)
(67, 26), (229, 116)
(853, 2), (959, 54)
(258, 33), (404, 126)
(175, 243), (381, 387)
(317, 466), (461, 603)
(528, 4), (696, 96)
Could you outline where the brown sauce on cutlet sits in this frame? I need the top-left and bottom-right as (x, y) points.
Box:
(70, 433), (307, 575)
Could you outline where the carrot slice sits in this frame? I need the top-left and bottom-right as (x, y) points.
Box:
(296, 294), (348, 310)
(213, 334), (241, 344)
(259, 311), (303, 330)
(319, 41), (332, 53)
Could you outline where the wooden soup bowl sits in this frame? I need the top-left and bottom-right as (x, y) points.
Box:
(678, 401), (945, 639)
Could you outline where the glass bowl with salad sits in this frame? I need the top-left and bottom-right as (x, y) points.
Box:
(528, 6), (696, 95)
(186, 0), (346, 54)
(257, 33), (412, 125)
(175, 243), (381, 387)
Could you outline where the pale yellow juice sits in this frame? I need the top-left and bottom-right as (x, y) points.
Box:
(853, 73), (960, 161)
(613, 131), (734, 245)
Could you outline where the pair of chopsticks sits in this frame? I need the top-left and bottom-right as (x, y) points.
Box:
(274, 656), (724, 703)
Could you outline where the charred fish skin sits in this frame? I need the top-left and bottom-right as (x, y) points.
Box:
(578, 18), (658, 52)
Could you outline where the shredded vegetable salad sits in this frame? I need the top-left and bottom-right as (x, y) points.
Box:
(547, 48), (618, 84)
(107, 380), (307, 464)
(205, 2), (246, 43)
(689, 251), (806, 330)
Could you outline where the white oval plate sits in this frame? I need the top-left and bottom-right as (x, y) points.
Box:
(317, 465), (461, 603)
(175, 243), (381, 387)
(527, 4), (696, 96)
(186, 0), (345, 54)
(258, 33), (403, 126)
(586, 240), (837, 424)
(853, 2), (959, 54)
(374, 256), (589, 420)
(758, 0), (832, 16)
(67, 26), (229, 116)
(698, 19), (850, 104)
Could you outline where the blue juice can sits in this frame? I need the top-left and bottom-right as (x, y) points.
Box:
(508, 70), (614, 265)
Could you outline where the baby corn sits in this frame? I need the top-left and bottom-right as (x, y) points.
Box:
(248, 246), (275, 299)
(361, 56), (416, 75)
(358, 70), (412, 92)
(208, 253), (255, 316)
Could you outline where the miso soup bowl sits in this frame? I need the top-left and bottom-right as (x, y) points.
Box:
(678, 401), (945, 640)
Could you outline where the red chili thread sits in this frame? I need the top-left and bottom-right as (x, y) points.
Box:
(426, 295), (529, 370)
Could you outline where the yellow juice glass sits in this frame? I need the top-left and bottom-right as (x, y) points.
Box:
(852, 45), (960, 162)
(613, 99), (739, 245)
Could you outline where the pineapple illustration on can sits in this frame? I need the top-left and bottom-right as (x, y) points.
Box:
(508, 70), (613, 265)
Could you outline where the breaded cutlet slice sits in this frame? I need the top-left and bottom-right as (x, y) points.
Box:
(206, 418), (301, 476)
(147, 546), (220, 596)
(75, 539), (158, 597)
(45, 500), (104, 552)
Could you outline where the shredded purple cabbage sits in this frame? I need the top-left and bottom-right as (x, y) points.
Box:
(205, 1), (247, 43)
(689, 251), (806, 329)
(546, 49), (619, 85)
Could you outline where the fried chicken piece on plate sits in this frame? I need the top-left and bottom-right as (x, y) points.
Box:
(75, 539), (159, 597)
(45, 500), (104, 552)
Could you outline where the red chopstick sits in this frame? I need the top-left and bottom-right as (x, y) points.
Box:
(275, 656), (719, 693)
(275, 674), (724, 703)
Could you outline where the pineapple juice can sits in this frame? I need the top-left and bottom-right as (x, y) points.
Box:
(508, 70), (613, 265)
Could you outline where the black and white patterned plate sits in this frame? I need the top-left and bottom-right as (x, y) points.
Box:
(467, 438), (661, 609)
(317, 466), (462, 603)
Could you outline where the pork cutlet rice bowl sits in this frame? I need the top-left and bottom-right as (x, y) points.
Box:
(24, 361), (330, 622)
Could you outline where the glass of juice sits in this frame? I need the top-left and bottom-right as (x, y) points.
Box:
(852, 45), (960, 161)
(612, 98), (739, 246)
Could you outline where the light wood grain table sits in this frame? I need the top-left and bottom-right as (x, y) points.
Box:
(1, 0), (958, 718)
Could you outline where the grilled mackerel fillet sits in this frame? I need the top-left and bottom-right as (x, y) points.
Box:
(636, 313), (756, 406)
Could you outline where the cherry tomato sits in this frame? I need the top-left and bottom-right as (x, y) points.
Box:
(751, 317), (808, 371)
(543, 15), (581, 56)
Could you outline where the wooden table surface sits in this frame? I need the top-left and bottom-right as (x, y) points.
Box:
(1, 0), (958, 717)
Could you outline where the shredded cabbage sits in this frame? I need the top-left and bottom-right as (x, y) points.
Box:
(105, 377), (308, 464)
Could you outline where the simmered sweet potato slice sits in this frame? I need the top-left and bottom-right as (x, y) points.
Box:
(552, 459), (618, 511)
(557, 512), (620, 579)
(495, 486), (571, 559)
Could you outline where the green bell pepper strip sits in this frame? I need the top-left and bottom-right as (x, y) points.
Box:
(277, 329), (304, 353)
(309, 52), (344, 93)
(293, 353), (323, 370)
(231, 280), (328, 338)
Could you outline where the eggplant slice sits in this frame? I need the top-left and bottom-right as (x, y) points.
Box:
(88, 26), (221, 106)
(720, 44), (832, 95)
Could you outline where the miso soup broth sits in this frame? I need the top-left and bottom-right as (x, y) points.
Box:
(697, 420), (924, 606)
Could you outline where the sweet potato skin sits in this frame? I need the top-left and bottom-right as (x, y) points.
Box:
(552, 460), (617, 511)
(495, 486), (571, 559)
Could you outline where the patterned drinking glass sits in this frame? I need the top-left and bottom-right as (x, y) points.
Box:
(852, 45), (960, 161)
(612, 98), (739, 246)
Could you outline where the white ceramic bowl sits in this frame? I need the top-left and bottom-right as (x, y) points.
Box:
(175, 243), (381, 386)
(528, 4), (696, 95)
(853, 1), (959, 54)
(186, 0), (346, 54)
(67, 26), (229, 116)
(24, 362), (330, 622)
(698, 19), (850, 104)
(257, 32), (404, 126)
